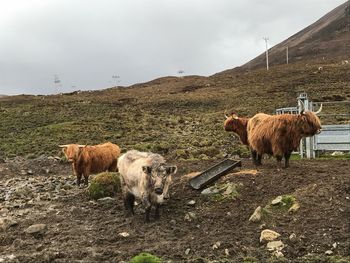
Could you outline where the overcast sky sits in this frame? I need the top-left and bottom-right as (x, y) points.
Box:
(0, 0), (346, 95)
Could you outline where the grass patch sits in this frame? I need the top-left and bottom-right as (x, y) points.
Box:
(88, 172), (121, 200)
(129, 252), (162, 263)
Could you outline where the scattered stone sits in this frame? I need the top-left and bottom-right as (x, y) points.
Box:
(118, 232), (129, 237)
(288, 202), (300, 213)
(20, 170), (27, 175)
(212, 241), (221, 250)
(201, 186), (220, 195)
(97, 197), (115, 203)
(266, 240), (285, 251)
(249, 206), (262, 222)
(224, 248), (230, 256)
(260, 229), (281, 243)
(272, 250), (284, 258)
(223, 184), (234, 196)
(0, 217), (18, 231)
(332, 242), (337, 249)
(226, 212), (232, 216)
(271, 196), (283, 205)
(187, 200), (196, 206)
(25, 224), (47, 235)
(325, 250), (333, 255)
(27, 170), (33, 175)
(184, 212), (197, 222)
(289, 233), (297, 243)
(185, 248), (191, 255)
(170, 219), (177, 225)
(331, 151), (344, 156)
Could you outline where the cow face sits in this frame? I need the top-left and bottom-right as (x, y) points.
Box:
(142, 164), (177, 195)
(300, 112), (322, 136)
(224, 114), (240, 132)
(59, 144), (86, 162)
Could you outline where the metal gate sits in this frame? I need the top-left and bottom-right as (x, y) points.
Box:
(276, 93), (350, 158)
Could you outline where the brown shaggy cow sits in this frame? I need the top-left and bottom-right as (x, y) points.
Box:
(59, 142), (121, 185)
(247, 106), (322, 168)
(224, 113), (250, 146)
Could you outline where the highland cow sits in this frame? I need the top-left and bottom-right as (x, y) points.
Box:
(247, 105), (322, 168)
(224, 113), (250, 146)
(59, 142), (121, 185)
(117, 150), (177, 222)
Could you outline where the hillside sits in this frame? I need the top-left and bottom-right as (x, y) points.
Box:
(1, 4), (350, 262)
(0, 60), (349, 159)
(241, 1), (350, 70)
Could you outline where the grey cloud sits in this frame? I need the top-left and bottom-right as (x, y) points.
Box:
(0, 0), (346, 95)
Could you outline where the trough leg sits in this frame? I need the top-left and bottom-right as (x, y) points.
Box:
(124, 192), (135, 216)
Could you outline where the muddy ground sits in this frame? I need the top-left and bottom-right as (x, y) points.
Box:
(0, 156), (349, 262)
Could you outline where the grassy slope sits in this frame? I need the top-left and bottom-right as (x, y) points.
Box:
(0, 60), (349, 159)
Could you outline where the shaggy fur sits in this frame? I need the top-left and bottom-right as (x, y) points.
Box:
(61, 142), (121, 185)
(247, 112), (321, 168)
(117, 150), (177, 222)
(224, 114), (250, 146)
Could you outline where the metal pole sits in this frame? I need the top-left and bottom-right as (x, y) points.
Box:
(286, 46), (289, 64)
(263, 37), (269, 70)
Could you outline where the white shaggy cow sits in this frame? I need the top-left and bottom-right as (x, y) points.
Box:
(117, 150), (177, 222)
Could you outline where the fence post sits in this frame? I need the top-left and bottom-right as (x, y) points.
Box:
(297, 93), (315, 158)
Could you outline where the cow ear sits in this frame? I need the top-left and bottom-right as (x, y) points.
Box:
(142, 166), (152, 174)
(166, 166), (177, 174)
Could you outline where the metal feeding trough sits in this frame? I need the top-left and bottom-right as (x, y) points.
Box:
(189, 159), (242, 190)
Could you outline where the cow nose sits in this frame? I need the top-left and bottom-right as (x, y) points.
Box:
(155, 188), (163, 195)
(317, 129), (322, 134)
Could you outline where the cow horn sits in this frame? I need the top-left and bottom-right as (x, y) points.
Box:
(78, 145), (86, 148)
(314, 103), (322, 115)
(58, 145), (68, 148)
(224, 110), (229, 119)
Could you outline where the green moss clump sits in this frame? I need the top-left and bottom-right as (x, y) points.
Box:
(129, 252), (163, 263)
(88, 172), (121, 200)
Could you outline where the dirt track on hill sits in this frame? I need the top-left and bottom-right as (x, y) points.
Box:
(0, 157), (349, 262)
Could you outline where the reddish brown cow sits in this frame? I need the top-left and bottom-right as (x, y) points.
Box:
(224, 113), (250, 146)
(247, 106), (322, 168)
(59, 142), (121, 185)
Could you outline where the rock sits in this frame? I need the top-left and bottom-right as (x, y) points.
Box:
(271, 196), (283, 205)
(201, 186), (219, 195)
(288, 202), (300, 213)
(27, 170), (34, 175)
(25, 224), (47, 235)
(185, 248), (191, 255)
(118, 232), (129, 237)
(0, 217), (18, 231)
(223, 184), (234, 196)
(272, 251), (284, 258)
(325, 250), (333, 255)
(224, 248), (230, 256)
(249, 206), (262, 222)
(170, 219), (177, 225)
(212, 241), (221, 250)
(97, 197), (115, 203)
(266, 240), (285, 251)
(289, 233), (297, 243)
(187, 200), (196, 206)
(332, 242), (337, 249)
(184, 212), (197, 222)
(331, 151), (344, 156)
(260, 229), (281, 243)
